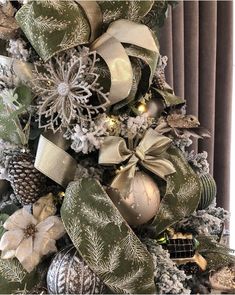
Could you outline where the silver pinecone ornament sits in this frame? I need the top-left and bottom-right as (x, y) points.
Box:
(7, 150), (47, 205)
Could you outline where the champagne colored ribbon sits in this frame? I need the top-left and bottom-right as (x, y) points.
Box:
(76, 1), (102, 42)
(91, 34), (133, 104)
(99, 128), (176, 197)
(0, 55), (32, 82)
(35, 135), (76, 188)
(91, 20), (159, 105)
(107, 20), (158, 52)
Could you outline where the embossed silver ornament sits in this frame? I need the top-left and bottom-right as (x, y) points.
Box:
(107, 171), (160, 226)
(47, 246), (105, 294)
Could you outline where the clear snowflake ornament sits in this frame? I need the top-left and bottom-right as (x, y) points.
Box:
(31, 47), (110, 133)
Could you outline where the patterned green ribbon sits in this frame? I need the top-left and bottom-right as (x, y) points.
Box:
(151, 146), (202, 236)
(61, 179), (156, 294)
(99, 1), (154, 25)
(16, 1), (102, 61)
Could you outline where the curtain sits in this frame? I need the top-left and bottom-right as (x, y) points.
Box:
(158, 1), (233, 210)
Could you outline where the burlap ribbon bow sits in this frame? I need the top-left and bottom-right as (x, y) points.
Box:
(99, 128), (176, 197)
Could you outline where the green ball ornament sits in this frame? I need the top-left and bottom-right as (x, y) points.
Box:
(197, 173), (217, 210)
(47, 246), (105, 294)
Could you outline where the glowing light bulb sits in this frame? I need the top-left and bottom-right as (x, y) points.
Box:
(137, 103), (147, 114)
(107, 117), (117, 128)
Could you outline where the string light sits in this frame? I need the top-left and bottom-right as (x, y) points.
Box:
(107, 117), (116, 128)
(137, 103), (147, 114)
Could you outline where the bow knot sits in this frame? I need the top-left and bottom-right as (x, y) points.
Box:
(135, 146), (145, 161)
(99, 128), (176, 197)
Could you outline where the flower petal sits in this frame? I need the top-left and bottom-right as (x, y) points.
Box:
(33, 233), (57, 256)
(15, 237), (40, 272)
(4, 209), (37, 230)
(1, 249), (16, 259)
(0, 230), (24, 252)
(36, 216), (65, 240)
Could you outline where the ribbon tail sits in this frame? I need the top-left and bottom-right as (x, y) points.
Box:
(99, 136), (132, 165)
(34, 135), (77, 188)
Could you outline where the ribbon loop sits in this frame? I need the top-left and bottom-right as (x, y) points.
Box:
(99, 136), (131, 165)
(91, 19), (159, 105)
(34, 135), (77, 188)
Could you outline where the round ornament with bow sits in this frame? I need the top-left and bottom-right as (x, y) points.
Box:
(99, 128), (176, 226)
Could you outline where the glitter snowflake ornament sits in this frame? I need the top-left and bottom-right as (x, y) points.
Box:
(31, 48), (110, 133)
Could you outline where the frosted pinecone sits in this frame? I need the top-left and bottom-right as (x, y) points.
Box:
(7, 150), (47, 205)
(153, 70), (166, 90)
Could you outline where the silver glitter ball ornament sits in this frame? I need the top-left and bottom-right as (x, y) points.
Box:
(47, 246), (105, 294)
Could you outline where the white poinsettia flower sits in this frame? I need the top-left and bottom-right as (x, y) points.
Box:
(0, 208), (65, 273)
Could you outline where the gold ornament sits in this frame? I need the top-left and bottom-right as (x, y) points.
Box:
(210, 265), (235, 292)
(162, 231), (207, 271)
(0, 2), (19, 40)
(33, 193), (57, 222)
(99, 128), (175, 198)
(107, 171), (160, 226)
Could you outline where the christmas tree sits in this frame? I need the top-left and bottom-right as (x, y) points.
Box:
(0, 1), (234, 294)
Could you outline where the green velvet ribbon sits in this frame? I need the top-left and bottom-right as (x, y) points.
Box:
(61, 179), (156, 294)
(152, 83), (185, 107)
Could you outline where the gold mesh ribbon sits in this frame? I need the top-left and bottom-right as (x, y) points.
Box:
(99, 128), (175, 197)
